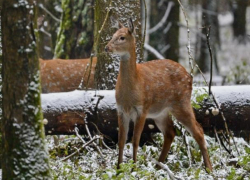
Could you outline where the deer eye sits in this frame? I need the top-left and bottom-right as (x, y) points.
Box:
(120, 37), (125, 40)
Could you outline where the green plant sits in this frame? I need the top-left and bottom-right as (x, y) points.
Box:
(191, 88), (209, 109)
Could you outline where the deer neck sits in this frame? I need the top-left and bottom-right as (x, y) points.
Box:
(119, 46), (137, 85)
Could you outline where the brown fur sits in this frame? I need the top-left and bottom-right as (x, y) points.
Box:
(39, 58), (97, 93)
(106, 20), (212, 171)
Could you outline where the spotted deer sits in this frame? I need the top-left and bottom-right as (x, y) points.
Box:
(39, 58), (97, 93)
(105, 18), (212, 171)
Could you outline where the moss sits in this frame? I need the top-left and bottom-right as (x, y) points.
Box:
(1, 0), (50, 178)
(54, 0), (73, 58)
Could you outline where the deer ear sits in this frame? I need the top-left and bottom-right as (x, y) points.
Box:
(111, 16), (124, 29)
(127, 18), (134, 34)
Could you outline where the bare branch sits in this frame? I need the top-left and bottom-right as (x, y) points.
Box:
(84, 119), (104, 157)
(38, 3), (61, 23)
(214, 127), (227, 168)
(147, 2), (174, 34)
(176, 0), (194, 75)
(144, 43), (165, 59)
(75, 127), (86, 144)
(205, 26), (213, 95)
(151, 159), (184, 180)
(61, 136), (101, 162)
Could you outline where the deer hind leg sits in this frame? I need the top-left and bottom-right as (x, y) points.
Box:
(117, 115), (130, 169)
(154, 114), (175, 165)
(171, 105), (212, 171)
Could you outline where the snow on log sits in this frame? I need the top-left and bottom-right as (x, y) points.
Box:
(42, 86), (250, 142)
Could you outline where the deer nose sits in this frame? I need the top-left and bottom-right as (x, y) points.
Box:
(105, 46), (109, 52)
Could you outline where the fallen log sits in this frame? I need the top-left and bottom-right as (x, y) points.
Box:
(42, 86), (250, 143)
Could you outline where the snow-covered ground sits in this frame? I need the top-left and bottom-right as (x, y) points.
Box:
(47, 134), (250, 180)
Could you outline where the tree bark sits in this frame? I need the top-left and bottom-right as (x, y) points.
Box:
(94, 0), (142, 90)
(1, 1), (50, 179)
(54, 0), (94, 59)
(42, 86), (250, 143)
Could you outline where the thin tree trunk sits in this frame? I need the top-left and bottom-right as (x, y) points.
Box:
(1, 1), (50, 178)
(94, 0), (142, 90)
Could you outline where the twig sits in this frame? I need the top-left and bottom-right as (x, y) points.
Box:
(163, 22), (172, 34)
(94, 0), (112, 46)
(38, 3), (61, 23)
(230, 131), (240, 156)
(83, 119), (104, 157)
(151, 159), (183, 180)
(214, 127), (227, 167)
(73, 110), (114, 152)
(75, 127), (86, 144)
(219, 133), (232, 155)
(89, 122), (114, 151)
(85, 54), (94, 90)
(177, 0), (194, 75)
(61, 136), (101, 162)
(183, 131), (193, 167)
(205, 26), (213, 95)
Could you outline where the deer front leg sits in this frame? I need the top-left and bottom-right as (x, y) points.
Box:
(117, 115), (129, 169)
(132, 113), (147, 164)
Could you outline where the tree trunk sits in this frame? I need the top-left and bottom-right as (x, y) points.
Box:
(231, 0), (248, 43)
(147, 1), (178, 61)
(1, 1), (50, 179)
(198, 0), (220, 74)
(163, 0), (179, 62)
(54, 0), (94, 59)
(94, 0), (142, 90)
(42, 86), (250, 143)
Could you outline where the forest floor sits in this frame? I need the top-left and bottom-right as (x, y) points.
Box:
(47, 132), (250, 180)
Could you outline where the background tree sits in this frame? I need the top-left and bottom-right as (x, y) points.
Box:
(37, 0), (61, 59)
(163, 0), (179, 62)
(53, 0), (94, 59)
(1, 0), (50, 178)
(230, 0), (249, 43)
(94, 0), (142, 90)
(197, 0), (220, 74)
(147, 0), (179, 62)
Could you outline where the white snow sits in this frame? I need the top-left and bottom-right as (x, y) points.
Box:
(41, 90), (116, 112)
(218, 12), (234, 26)
(41, 86), (250, 113)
